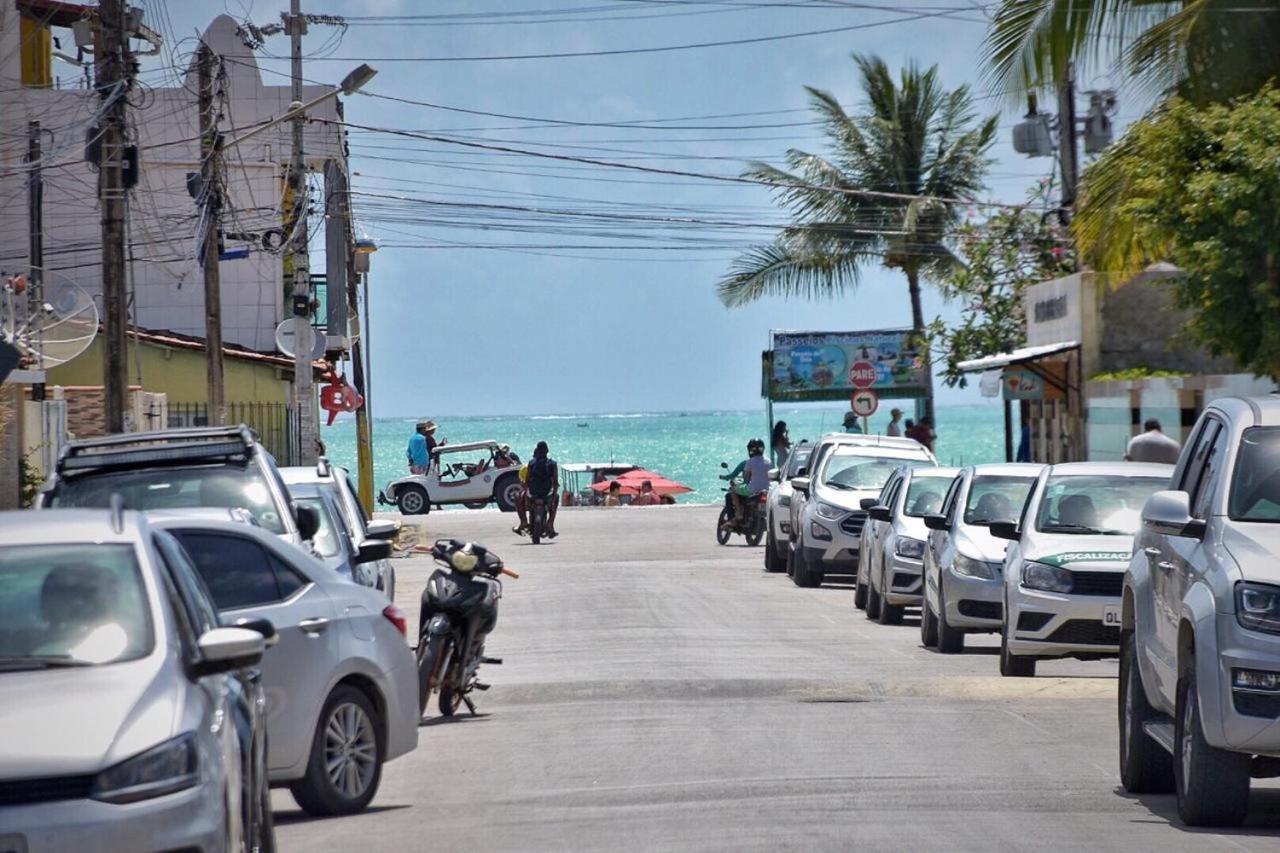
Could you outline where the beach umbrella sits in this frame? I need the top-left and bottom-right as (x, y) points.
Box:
(614, 469), (693, 496)
(590, 480), (640, 495)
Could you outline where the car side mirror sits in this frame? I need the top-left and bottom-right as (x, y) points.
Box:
(1142, 490), (1206, 539)
(867, 505), (891, 523)
(233, 617), (279, 648)
(790, 476), (810, 495)
(795, 467), (808, 478)
(859, 497), (879, 510)
(923, 513), (950, 532)
(988, 519), (1020, 541)
(364, 518), (398, 541)
(294, 504), (320, 541)
(769, 468), (780, 483)
(356, 540), (393, 565)
(193, 627), (265, 677)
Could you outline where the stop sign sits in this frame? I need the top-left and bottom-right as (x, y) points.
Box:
(848, 360), (877, 389)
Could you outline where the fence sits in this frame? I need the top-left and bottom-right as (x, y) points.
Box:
(167, 401), (299, 465)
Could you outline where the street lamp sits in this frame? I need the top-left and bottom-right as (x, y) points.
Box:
(222, 63), (377, 152)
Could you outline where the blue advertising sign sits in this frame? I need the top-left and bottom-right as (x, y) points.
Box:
(764, 329), (929, 402)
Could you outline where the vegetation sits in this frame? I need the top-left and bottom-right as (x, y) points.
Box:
(1074, 87), (1280, 378)
(718, 54), (997, 424)
(928, 182), (1076, 388)
(1091, 367), (1190, 382)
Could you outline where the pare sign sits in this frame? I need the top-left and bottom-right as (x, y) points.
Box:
(1002, 368), (1044, 400)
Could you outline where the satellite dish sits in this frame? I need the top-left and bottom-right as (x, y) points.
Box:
(274, 318), (325, 359)
(0, 270), (99, 369)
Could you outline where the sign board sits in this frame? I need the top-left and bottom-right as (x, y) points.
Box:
(765, 329), (928, 402)
(1002, 368), (1044, 400)
(1025, 273), (1083, 347)
(850, 389), (879, 417)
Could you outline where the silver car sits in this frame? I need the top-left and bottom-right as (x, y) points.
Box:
(0, 509), (272, 852)
(764, 441), (813, 573)
(288, 483), (388, 592)
(858, 466), (956, 625)
(148, 515), (419, 816)
(921, 464), (1043, 653)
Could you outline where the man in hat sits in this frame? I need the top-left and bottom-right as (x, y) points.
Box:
(886, 408), (904, 437)
(407, 419), (445, 475)
(842, 410), (864, 434)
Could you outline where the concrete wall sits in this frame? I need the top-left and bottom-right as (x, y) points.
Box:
(1098, 269), (1236, 376)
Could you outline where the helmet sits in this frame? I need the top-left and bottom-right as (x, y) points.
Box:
(747, 438), (765, 455)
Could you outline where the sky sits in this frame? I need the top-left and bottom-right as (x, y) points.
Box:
(145, 0), (1113, 417)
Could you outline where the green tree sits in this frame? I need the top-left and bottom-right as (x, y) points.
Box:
(718, 54), (997, 424)
(1073, 87), (1280, 377)
(983, 0), (1280, 105)
(929, 182), (1076, 387)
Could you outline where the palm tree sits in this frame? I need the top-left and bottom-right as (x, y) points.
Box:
(718, 55), (997, 425)
(982, 0), (1280, 105)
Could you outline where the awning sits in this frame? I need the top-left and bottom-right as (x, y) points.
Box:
(955, 340), (1080, 374)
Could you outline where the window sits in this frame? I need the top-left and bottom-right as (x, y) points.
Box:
(903, 475), (949, 518)
(940, 475), (964, 522)
(1190, 423), (1227, 520)
(821, 451), (929, 492)
(964, 476), (1037, 526)
(170, 531), (307, 611)
(293, 496), (343, 559)
(785, 447), (813, 478)
(877, 473), (901, 507)
(153, 532), (220, 636)
(1229, 427), (1280, 521)
(1034, 475), (1169, 535)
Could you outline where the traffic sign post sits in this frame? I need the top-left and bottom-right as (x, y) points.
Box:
(848, 360), (877, 390)
(851, 388), (879, 418)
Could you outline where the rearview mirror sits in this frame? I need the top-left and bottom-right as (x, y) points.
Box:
(988, 519), (1020, 541)
(790, 476), (810, 495)
(356, 540), (393, 565)
(193, 627), (265, 676)
(1142, 490), (1206, 539)
(365, 518), (398, 541)
(923, 513), (950, 532)
(867, 505), (891, 523)
(233, 617), (279, 648)
(859, 497), (879, 510)
(294, 504), (320, 541)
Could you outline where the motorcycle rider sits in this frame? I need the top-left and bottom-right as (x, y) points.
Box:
(525, 441), (560, 538)
(721, 438), (770, 529)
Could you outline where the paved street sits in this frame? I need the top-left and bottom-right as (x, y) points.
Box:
(275, 506), (1280, 851)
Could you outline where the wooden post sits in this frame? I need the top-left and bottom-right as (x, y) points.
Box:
(198, 43), (227, 426)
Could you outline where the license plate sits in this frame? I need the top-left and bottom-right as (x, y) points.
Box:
(1102, 605), (1122, 627)
(0, 835), (28, 853)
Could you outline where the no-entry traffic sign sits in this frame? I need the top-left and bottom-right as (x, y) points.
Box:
(848, 360), (877, 389)
(851, 389), (879, 418)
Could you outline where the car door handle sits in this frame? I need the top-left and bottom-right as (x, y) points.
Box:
(1156, 561), (1176, 573)
(298, 617), (330, 634)
(1143, 547), (1162, 558)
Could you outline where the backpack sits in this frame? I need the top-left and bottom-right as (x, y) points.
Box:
(527, 457), (556, 495)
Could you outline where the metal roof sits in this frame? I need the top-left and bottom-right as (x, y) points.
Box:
(955, 340), (1080, 373)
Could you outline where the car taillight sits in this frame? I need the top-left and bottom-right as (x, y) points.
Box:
(382, 604), (407, 637)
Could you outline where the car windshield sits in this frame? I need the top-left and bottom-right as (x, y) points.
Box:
(0, 544), (153, 670)
(50, 465), (286, 534)
(1035, 475), (1168, 535)
(903, 475), (949, 517)
(293, 495), (343, 559)
(1230, 427), (1280, 521)
(965, 475), (1037, 526)
(785, 447), (813, 477)
(822, 452), (928, 492)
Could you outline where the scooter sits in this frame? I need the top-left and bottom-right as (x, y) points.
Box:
(716, 461), (766, 546)
(416, 539), (518, 717)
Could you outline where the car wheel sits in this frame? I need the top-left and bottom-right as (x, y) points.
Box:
(1175, 662), (1250, 826)
(463, 500), (489, 510)
(1118, 631), (1174, 793)
(999, 624), (1035, 677)
(865, 565), (882, 621)
(854, 576), (867, 610)
(921, 596), (939, 648)
(791, 541), (819, 588)
(494, 476), (521, 512)
(396, 485), (429, 516)
(877, 565), (903, 625)
(290, 685), (384, 817)
(764, 527), (785, 572)
(936, 580), (964, 654)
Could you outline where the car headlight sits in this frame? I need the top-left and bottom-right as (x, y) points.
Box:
(895, 537), (925, 559)
(779, 494), (791, 508)
(1236, 582), (1280, 635)
(953, 554), (998, 580)
(810, 521), (833, 541)
(91, 733), (198, 804)
(815, 502), (846, 521)
(1021, 561), (1072, 594)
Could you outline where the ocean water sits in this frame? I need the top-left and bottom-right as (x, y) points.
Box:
(319, 404), (1012, 507)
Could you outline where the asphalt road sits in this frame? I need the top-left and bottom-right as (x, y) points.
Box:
(275, 505), (1280, 851)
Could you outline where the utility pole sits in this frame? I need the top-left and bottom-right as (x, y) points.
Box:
(26, 120), (44, 401)
(286, 0), (318, 464)
(96, 0), (131, 433)
(1056, 62), (1080, 212)
(198, 43), (227, 426)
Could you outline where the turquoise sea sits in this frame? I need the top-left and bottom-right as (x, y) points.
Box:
(319, 404), (1012, 507)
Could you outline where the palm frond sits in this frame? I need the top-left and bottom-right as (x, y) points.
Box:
(717, 240), (867, 307)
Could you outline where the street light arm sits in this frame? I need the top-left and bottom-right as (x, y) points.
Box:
(222, 64), (376, 153)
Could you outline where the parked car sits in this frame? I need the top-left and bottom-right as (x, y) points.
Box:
(378, 440), (523, 515)
(787, 434), (936, 588)
(1121, 397), (1280, 826)
(288, 483), (391, 593)
(0, 508), (274, 852)
(992, 461), (1173, 677)
(764, 441), (813, 573)
(282, 459), (397, 600)
(858, 465), (956, 625)
(147, 515), (419, 816)
(39, 425), (320, 548)
(920, 464), (1043, 652)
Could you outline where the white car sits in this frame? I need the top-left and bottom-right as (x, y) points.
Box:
(788, 434), (937, 588)
(149, 515), (420, 815)
(764, 441), (813, 573)
(858, 465), (956, 625)
(992, 461), (1173, 677)
(921, 463), (1043, 653)
(378, 440), (523, 515)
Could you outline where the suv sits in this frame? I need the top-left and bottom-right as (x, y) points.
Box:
(39, 425), (318, 547)
(787, 434), (936, 588)
(763, 441), (812, 573)
(1121, 397), (1280, 826)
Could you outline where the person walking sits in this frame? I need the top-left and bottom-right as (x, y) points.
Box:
(1125, 419), (1182, 464)
(886, 408), (904, 437)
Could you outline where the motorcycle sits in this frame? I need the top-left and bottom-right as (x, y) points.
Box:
(529, 494), (550, 544)
(416, 539), (519, 717)
(717, 461), (766, 547)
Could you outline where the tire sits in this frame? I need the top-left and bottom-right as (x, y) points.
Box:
(764, 527), (785, 573)
(854, 577), (867, 610)
(1175, 664), (1251, 826)
(936, 580), (964, 654)
(785, 543), (795, 578)
(1118, 631), (1174, 793)
(290, 686), (384, 817)
(999, 626), (1036, 677)
(791, 541), (820, 588)
(716, 507), (732, 545)
(494, 476), (521, 512)
(921, 596), (939, 648)
(416, 632), (449, 715)
(877, 565), (903, 625)
(745, 513), (765, 547)
(463, 500), (489, 510)
(531, 503), (544, 544)
(396, 485), (429, 516)
(439, 684), (462, 717)
(254, 768), (276, 853)
(865, 568), (882, 621)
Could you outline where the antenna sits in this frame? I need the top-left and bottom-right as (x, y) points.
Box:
(1, 269), (98, 369)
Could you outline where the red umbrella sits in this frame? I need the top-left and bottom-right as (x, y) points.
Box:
(590, 479), (640, 495)
(614, 469), (693, 496)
